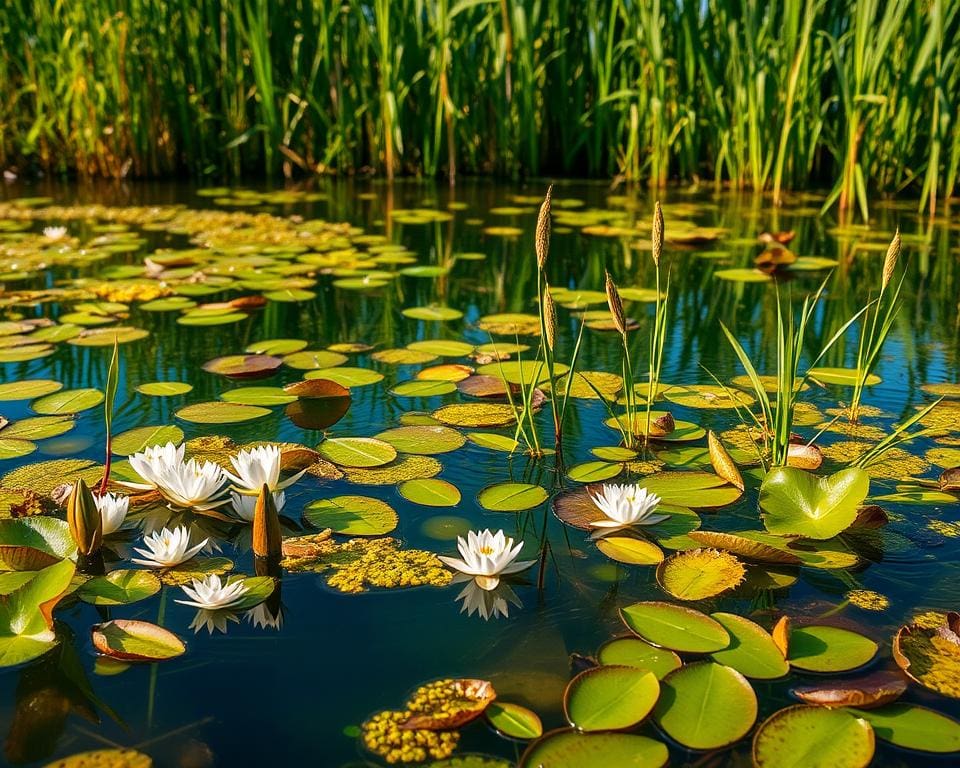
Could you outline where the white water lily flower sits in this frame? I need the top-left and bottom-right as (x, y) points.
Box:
(590, 484), (669, 529)
(231, 489), (285, 523)
(94, 492), (129, 535)
(176, 574), (249, 610)
(132, 525), (208, 568)
(126, 442), (186, 490)
(245, 602), (283, 630)
(189, 609), (239, 635)
(456, 578), (521, 621)
(42, 226), (67, 241)
(438, 529), (536, 591)
(226, 444), (305, 493)
(155, 458), (228, 510)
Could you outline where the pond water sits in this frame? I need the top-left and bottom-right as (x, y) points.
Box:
(0, 180), (958, 767)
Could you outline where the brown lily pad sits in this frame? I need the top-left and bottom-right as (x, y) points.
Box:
(793, 671), (907, 709)
(687, 530), (802, 565)
(283, 379), (350, 399)
(202, 354), (283, 380)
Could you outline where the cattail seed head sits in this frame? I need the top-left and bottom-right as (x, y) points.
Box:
(605, 271), (627, 336)
(882, 228), (901, 291)
(543, 285), (557, 352)
(535, 185), (553, 271)
(652, 201), (664, 268)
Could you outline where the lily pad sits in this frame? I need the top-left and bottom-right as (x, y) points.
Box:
(709, 613), (789, 679)
(809, 367), (881, 387)
(283, 350), (348, 370)
(0, 559), (75, 667)
(653, 661), (757, 750)
(620, 601), (730, 653)
(202, 354), (283, 379)
(317, 437), (397, 468)
(221, 387), (297, 406)
(1, 416), (75, 440)
(520, 730), (668, 768)
(597, 637), (681, 679)
(31, 388), (104, 415)
(0, 517), (77, 570)
(0, 380), (62, 401)
(478, 483), (548, 512)
(760, 467), (870, 540)
(398, 479), (461, 507)
(391, 380), (457, 397)
(567, 461), (622, 483)
(111, 425), (184, 456)
(375, 425), (466, 455)
(789, 625), (878, 673)
(176, 402), (271, 424)
(41, 749), (153, 767)
(656, 548), (746, 601)
(563, 665), (660, 732)
(687, 530), (802, 565)
(77, 570), (162, 606)
(892, 614), (960, 698)
(307, 367), (383, 388)
(91, 619), (186, 661)
(136, 381), (193, 396)
(303, 495), (398, 535)
(851, 702), (960, 753)
(433, 404), (517, 428)
(752, 705), (875, 768)
(595, 536), (664, 565)
(635, 472), (742, 508)
(486, 701), (543, 739)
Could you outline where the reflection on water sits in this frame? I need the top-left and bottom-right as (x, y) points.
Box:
(0, 180), (958, 766)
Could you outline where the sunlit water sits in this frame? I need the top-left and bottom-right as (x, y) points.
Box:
(0, 180), (958, 767)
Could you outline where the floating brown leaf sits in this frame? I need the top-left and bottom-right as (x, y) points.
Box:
(708, 431), (744, 490)
(772, 615), (791, 658)
(401, 679), (497, 730)
(793, 671), (906, 709)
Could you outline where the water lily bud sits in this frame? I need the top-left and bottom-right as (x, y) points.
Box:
(252, 483), (282, 559)
(542, 286), (557, 352)
(652, 201), (664, 267)
(604, 271), (627, 336)
(535, 185), (552, 271)
(67, 479), (102, 556)
(881, 228), (900, 291)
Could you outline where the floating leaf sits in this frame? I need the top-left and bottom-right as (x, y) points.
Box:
(760, 467), (870, 540)
(478, 483), (548, 512)
(31, 388), (104, 415)
(283, 379), (350, 399)
(634, 472), (742, 508)
(687, 530), (802, 565)
(467, 433), (520, 453)
(0, 380), (62, 401)
(708, 431), (744, 490)
(221, 386), (297, 406)
(709, 613), (789, 679)
(371, 348), (437, 365)
(892, 614), (960, 698)
(656, 548), (745, 601)
(341, 456), (442, 485)
(398, 479), (461, 507)
(0, 517), (77, 570)
(851, 702), (960, 753)
(809, 367), (881, 386)
(202, 354), (282, 379)
(375, 425), (466, 455)
(563, 665), (659, 732)
(308, 367), (383, 388)
(663, 384), (755, 410)
(567, 461), (622, 483)
(752, 706), (875, 768)
(401, 678), (496, 729)
(595, 536), (663, 565)
(0, 559), (75, 667)
(433, 404), (517, 428)
(136, 381), (193, 396)
(41, 748), (153, 767)
(520, 731), (668, 768)
(91, 619), (185, 662)
(318, 437), (397, 468)
(1, 458), (102, 495)
(789, 625), (878, 673)
(793, 671), (906, 709)
(653, 662), (757, 750)
(111, 425), (184, 456)
(391, 380), (457, 397)
(0, 439), (35, 460)
(407, 340), (474, 357)
(620, 601), (730, 653)
(1, 416), (74, 440)
(283, 350), (348, 370)
(175, 401), (271, 424)
(158, 557), (234, 587)
(596, 637), (681, 679)
(402, 306), (464, 322)
(303, 495), (398, 535)
(77, 570), (162, 606)
(486, 701), (543, 739)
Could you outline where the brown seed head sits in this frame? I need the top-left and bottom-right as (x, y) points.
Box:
(543, 286), (557, 352)
(882, 228), (901, 291)
(652, 201), (664, 267)
(535, 185), (553, 270)
(605, 271), (627, 336)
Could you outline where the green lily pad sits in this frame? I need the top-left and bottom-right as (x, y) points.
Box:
(244, 338), (309, 356)
(308, 367), (383, 388)
(567, 461), (623, 483)
(303, 495), (398, 535)
(92, 619), (185, 662)
(851, 703), (960, 753)
(620, 601), (730, 653)
(283, 350), (348, 370)
(789, 625), (878, 672)
(31, 388), (104, 415)
(158, 557), (234, 587)
(0, 559), (75, 667)
(402, 306), (464, 322)
(760, 467), (870, 540)
(0, 439), (36, 460)
(809, 367), (881, 387)
(1, 416), (74, 440)
(595, 536), (664, 565)
(407, 340), (474, 357)
(596, 637), (681, 679)
(111, 425), (184, 456)
(752, 706), (875, 768)
(563, 665), (660, 731)
(77, 570), (162, 606)
(637, 472), (742, 508)
(466, 433), (520, 453)
(892, 616), (960, 698)
(433, 404), (517, 428)
(0, 517), (77, 570)
(202, 354), (283, 379)
(390, 380), (457, 397)
(486, 701), (543, 739)
(656, 549), (746, 601)
(220, 387), (297, 406)
(375, 425), (466, 455)
(398, 479), (461, 507)
(519, 731), (668, 768)
(709, 613), (789, 679)
(0, 380), (62, 401)
(136, 381), (193, 396)
(175, 402), (271, 424)
(478, 483), (549, 512)
(654, 661), (757, 750)
(318, 437), (397, 468)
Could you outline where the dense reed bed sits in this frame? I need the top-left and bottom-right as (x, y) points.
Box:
(1, 0), (958, 215)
